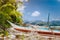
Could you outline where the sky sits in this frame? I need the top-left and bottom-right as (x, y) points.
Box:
(18, 0), (60, 22)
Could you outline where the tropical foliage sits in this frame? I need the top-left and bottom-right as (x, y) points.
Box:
(0, 0), (23, 36)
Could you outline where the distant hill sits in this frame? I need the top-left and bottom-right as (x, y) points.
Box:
(50, 20), (60, 26)
(24, 20), (47, 26)
(24, 20), (60, 26)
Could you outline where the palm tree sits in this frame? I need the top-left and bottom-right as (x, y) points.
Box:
(0, 0), (23, 36)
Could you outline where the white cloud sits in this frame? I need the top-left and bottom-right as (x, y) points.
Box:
(25, 0), (29, 2)
(57, 0), (60, 2)
(31, 11), (40, 17)
(17, 0), (29, 2)
(17, 5), (26, 12)
(52, 18), (60, 21)
(17, 0), (24, 2)
(41, 19), (46, 21)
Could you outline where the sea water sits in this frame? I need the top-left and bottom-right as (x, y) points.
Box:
(38, 26), (60, 32)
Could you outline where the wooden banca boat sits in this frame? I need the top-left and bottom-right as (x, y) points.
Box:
(8, 21), (60, 36)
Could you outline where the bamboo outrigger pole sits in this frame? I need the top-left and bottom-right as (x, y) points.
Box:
(47, 13), (50, 29)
